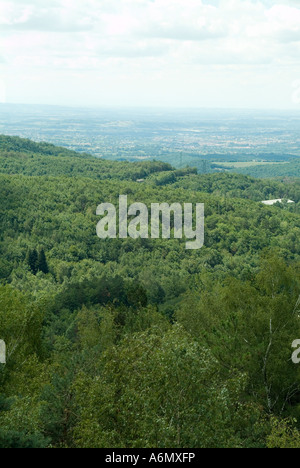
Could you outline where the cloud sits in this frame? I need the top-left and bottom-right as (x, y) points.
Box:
(7, 12), (92, 32)
(1, 0), (300, 108)
(97, 40), (171, 59)
(0, 0), (97, 32)
(130, 0), (227, 41)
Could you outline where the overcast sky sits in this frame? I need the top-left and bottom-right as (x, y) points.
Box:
(0, 0), (300, 109)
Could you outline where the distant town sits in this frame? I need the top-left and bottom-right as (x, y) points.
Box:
(0, 104), (300, 177)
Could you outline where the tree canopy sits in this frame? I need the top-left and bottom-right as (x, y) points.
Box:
(0, 135), (300, 448)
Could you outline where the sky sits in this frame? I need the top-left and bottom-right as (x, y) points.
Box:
(0, 0), (300, 109)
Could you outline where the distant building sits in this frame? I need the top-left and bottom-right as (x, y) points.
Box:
(261, 199), (295, 206)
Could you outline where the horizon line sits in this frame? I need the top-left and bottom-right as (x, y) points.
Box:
(1, 101), (300, 114)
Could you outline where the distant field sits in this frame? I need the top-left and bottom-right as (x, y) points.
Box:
(214, 161), (290, 168)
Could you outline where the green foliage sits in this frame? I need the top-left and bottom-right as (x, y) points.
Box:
(38, 249), (49, 274)
(172, 172), (300, 203)
(267, 417), (300, 448)
(0, 429), (48, 448)
(176, 257), (300, 415)
(236, 160), (300, 178)
(0, 135), (300, 448)
(0, 135), (173, 181)
(0, 286), (44, 371)
(26, 248), (38, 275)
(73, 325), (261, 448)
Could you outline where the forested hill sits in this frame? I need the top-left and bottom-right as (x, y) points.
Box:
(0, 134), (91, 158)
(0, 135), (300, 203)
(235, 159), (300, 179)
(0, 135), (300, 448)
(0, 134), (174, 181)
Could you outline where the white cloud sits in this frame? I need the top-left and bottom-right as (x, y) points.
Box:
(0, 0), (300, 108)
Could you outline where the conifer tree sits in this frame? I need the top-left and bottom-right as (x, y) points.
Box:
(26, 249), (38, 275)
(37, 249), (49, 274)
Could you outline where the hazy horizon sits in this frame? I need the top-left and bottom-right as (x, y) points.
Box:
(1, 102), (300, 114)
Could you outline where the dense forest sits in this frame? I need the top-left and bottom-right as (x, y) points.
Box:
(235, 160), (300, 178)
(1, 135), (300, 448)
(148, 155), (300, 178)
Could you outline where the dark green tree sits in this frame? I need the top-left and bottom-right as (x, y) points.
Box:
(37, 249), (49, 274)
(26, 249), (38, 275)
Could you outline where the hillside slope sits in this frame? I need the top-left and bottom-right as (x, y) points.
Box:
(235, 159), (300, 178)
(0, 136), (300, 449)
